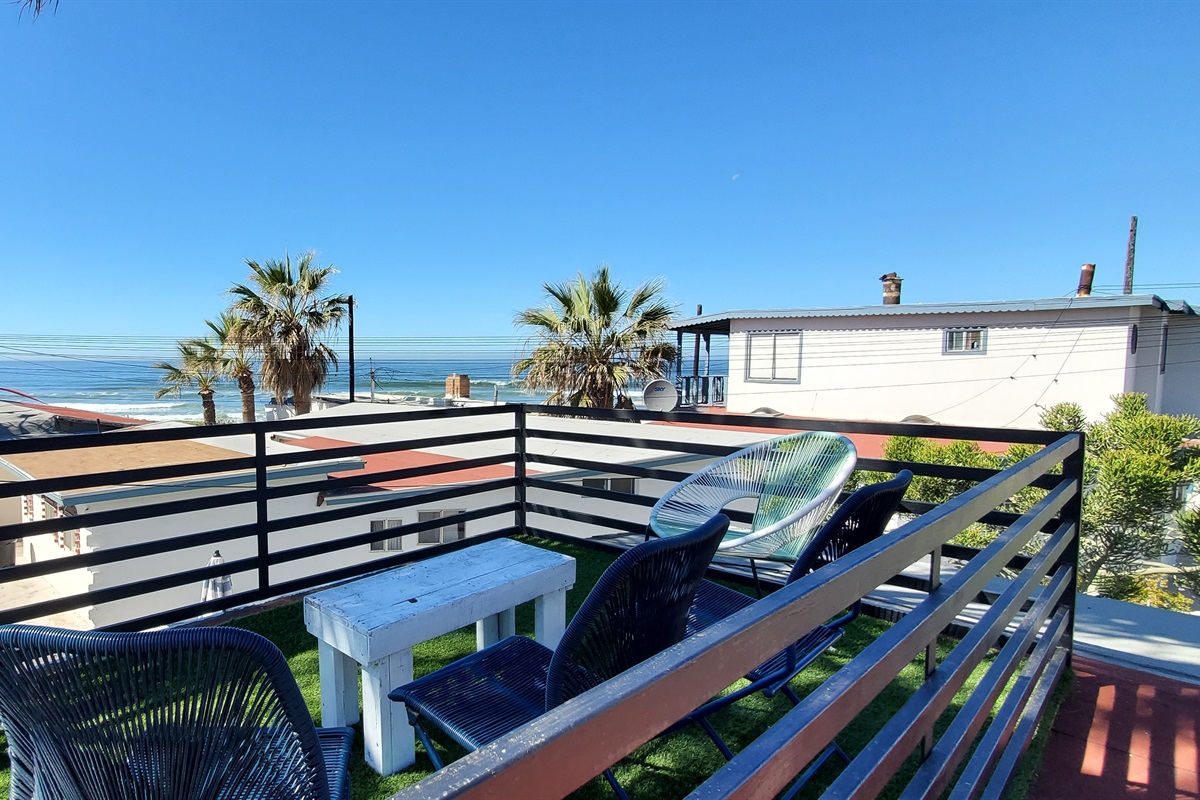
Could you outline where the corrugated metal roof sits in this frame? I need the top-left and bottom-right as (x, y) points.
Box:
(671, 294), (1194, 333)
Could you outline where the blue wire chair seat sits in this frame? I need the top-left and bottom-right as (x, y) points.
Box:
(679, 470), (912, 793)
(648, 431), (858, 593)
(390, 514), (731, 799)
(0, 625), (353, 800)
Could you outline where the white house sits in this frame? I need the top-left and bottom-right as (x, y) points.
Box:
(672, 293), (1200, 429)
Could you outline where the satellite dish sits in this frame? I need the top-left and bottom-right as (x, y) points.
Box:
(642, 380), (679, 412)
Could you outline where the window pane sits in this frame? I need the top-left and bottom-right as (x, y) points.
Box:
(747, 334), (773, 380)
(581, 478), (606, 490)
(773, 334), (800, 381)
(946, 330), (965, 351)
(609, 477), (635, 494)
(418, 511), (441, 544)
(965, 330), (982, 350)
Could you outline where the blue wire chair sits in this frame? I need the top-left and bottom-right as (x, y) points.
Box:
(389, 514), (730, 800)
(648, 431), (858, 594)
(0, 625), (353, 800)
(682, 470), (913, 791)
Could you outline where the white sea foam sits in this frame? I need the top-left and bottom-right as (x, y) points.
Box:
(53, 402), (187, 413)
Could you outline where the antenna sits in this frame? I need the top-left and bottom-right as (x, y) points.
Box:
(642, 380), (679, 412)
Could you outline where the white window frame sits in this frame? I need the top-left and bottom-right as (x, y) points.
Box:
(744, 331), (801, 383)
(581, 476), (637, 494)
(943, 326), (987, 355)
(418, 510), (467, 545)
(369, 519), (404, 552)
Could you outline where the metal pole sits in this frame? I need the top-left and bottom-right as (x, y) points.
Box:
(1124, 216), (1137, 294)
(348, 294), (356, 401)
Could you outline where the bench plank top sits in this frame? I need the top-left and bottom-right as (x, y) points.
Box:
(304, 538), (576, 662)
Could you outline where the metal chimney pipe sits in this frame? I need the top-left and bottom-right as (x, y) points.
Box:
(880, 273), (902, 305)
(1077, 263), (1096, 297)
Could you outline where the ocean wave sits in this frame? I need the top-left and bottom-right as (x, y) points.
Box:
(54, 402), (187, 413)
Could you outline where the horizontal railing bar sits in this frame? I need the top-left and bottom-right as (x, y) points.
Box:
(939, 608), (1071, 800)
(0, 455), (258, 500)
(856, 458), (1060, 491)
(0, 404), (515, 459)
(685, 442), (1078, 800)
(977, 645), (1070, 800)
(531, 405), (1065, 445)
(525, 453), (698, 485)
(265, 504), (518, 566)
(262, 455), (517, 503)
(103, 526), (523, 632)
(526, 427), (746, 458)
(834, 533), (1073, 800)
(264, 478), (518, 533)
(258, 427), (518, 469)
(0, 485), (262, 541)
(524, 504), (647, 537)
(388, 433), (1080, 800)
(525, 477), (658, 508)
(0, 554), (261, 626)
(0, 521), (258, 583)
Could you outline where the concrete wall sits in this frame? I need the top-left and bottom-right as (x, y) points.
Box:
(725, 307), (1157, 429)
(1160, 316), (1200, 419)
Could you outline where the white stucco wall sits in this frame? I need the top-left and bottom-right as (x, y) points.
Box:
(724, 306), (1170, 428)
(1160, 316), (1200, 419)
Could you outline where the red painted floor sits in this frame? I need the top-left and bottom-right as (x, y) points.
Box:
(1030, 657), (1200, 800)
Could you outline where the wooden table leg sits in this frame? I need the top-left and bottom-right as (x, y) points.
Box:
(535, 587), (568, 649)
(361, 648), (415, 775)
(317, 641), (360, 727)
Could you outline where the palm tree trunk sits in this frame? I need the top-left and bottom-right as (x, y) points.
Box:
(238, 375), (257, 423)
(200, 390), (217, 426)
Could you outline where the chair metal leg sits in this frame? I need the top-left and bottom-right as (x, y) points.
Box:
(750, 559), (763, 598)
(409, 713), (446, 769)
(603, 768), (632, 800)
(697, 716), (736, 760)
(778, 742), (850, 800)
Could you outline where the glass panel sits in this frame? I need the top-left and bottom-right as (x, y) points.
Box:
(609, 477), (635, 494)
(418, 511), (441, 544)
(581, 478), (606, 490)
(747, 334), (773, 380)
(773, 334), (800, 381)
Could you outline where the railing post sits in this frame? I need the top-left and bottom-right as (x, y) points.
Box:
(255, 427), (270, 596)
(1060, 431), (1086, 664)
(515, 405), (528, 536)
(923, 542), (942, 758)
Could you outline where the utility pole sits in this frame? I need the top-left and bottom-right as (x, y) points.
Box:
(1124, 216), (1138, 295)
(348, 294), (356, 401)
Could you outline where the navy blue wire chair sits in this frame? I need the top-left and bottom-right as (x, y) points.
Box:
(682, 470), (913, 791)
(389, 514), (730, 800)
(0, 624), (353, 800)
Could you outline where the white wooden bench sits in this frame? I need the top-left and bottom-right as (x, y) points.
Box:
(303, 538), (577, 775)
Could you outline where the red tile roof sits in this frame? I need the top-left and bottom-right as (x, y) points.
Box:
(289, 436), (519, 489)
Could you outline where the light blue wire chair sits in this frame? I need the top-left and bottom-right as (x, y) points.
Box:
(0, 624), (353, 800)
(648, 430), (858, 593)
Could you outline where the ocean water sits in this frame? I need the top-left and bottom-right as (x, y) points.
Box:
(0, 358), (547, 424)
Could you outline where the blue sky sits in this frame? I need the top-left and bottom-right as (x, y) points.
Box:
(2, 0), (1197, 349)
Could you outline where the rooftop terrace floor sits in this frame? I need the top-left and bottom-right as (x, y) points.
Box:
(1031, 657), (1200, 800)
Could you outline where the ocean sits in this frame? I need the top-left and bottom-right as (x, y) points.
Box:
(0, 358), (548, 424)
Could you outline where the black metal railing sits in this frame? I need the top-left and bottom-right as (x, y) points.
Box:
(0, 404), (1082, 799)
(679, 375), (726, 406)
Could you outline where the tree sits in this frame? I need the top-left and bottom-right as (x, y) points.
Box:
(228, 252), (349, 416)
(153, 340), (220, 426)
(513, 265), (677, 408)
(1042, 394), (1200, 592)
(203, 312), (258, 424)
(16, 0), (55, 19)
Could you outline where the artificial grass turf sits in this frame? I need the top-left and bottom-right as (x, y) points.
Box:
(0, 534), (1064, 799)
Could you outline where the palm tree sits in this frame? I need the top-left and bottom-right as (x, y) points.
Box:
(205, 312), (258, 423)
(513, 265), (678, 408)
(228, 251), (349, 416)
(153, 340), (220, 426)
(17, 0), (55, 19)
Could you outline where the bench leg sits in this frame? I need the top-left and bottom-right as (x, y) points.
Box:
(317, 641), (360, 727)
(362, 649), (416, 775)
(535, 587), (568, 649)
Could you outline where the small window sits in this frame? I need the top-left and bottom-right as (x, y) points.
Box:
(746, 332), (801, 382)
(1160, 325), (1169, 374)
(369, 519), (403, 552)
(418, 510), (467, 544)
(943, 327), (986, 355)
(582, 477), (636, 494)
(1130, 324), (1138, 354)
